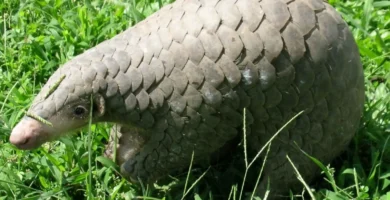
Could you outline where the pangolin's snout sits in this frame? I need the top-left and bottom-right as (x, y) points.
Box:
(10, 118), (45, 150)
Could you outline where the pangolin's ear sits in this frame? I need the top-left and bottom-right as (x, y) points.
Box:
(93, 93), (105, 117)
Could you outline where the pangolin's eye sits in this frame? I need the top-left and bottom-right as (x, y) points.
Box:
(73, 106), (87, 116)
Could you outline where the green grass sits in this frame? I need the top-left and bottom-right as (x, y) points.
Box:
(0, 0), (390, 199)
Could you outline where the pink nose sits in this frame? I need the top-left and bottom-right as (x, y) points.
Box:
(9, 130), (30, 146)
(10, 120), (32, 147)
(9, 118), (43, 150)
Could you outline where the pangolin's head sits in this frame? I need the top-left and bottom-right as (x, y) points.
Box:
(9, 53), (108, 150)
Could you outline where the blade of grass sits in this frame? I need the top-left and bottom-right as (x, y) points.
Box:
(181, 167), (210, 200)
(228, 184), (237, 200)
(353, 168), (360, 197)
(182, 151), (194, 198)
(373, 1), (390, 8)
(239, 110), (304, 200)
(250, 143), (271, 200)
(87, 94), (94, 199)
(286, 155), (316, 200)
(248, 110), (305, 168)
(243, 108), (248, 169)
(363, 0), (373, 32)
(300, 149), (339, 192)
(0, 179), (42, 192)
(375, 135), (390, 195)
(0, 81), (18, 114)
